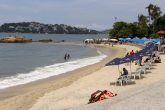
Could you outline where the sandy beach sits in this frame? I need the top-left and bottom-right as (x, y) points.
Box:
(0, 43), (164, 110)
(28, 44), (143, 110)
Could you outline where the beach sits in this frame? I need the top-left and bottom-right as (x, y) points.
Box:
(0, 43), (121, 110)
(70, 52), (165, 110)
(0, 43), (164, 110)
(29, 44), (142, 110)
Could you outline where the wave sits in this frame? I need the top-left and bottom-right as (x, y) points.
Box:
(0, 54), (107, 89)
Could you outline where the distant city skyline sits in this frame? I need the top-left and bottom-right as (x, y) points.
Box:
(0, 0), (165, 30)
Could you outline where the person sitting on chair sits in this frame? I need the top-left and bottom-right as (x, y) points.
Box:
(155, 57), (161, 63)
(121, 68), (128, 76)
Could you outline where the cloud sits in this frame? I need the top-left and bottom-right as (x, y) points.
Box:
(0, 0), (164, 30)
(74, 24), (109, 31)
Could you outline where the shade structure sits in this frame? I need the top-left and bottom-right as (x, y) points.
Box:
(138, 49), (153, 56)
(126, 54), (142, 61)
(105, 58), (124, 75)
(157, 30), (165, 35)
(105, 58), (122, 66)
(120, 54), (142, 73)
(130, 38), (145, 43)
(109, 39), (118, 42)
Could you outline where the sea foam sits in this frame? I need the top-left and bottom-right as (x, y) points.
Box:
(0, 54), (107, 89)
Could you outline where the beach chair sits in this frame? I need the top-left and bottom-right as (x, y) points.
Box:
(116, 75), (132, 86)
(151, 56), (156, 63)
(116, 77), (123, 86)
(136, 66), (146, 74)
(131, 70), (142, 79)
(143, 62), (151, 70)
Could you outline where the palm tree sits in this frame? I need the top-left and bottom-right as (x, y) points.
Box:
(146, 4), (162, 33)
(151, 6), (162, 21)
(146, 3), (154, 25)
(146, 4), (162, 24)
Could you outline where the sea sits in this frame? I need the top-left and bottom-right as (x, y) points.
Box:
(0, 33), (108, 89)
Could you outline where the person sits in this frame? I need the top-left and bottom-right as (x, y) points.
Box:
(64, 53), (68, 61)
(64, 53), (71, 61)
(144, 57), (150, 63)
(130, 50), (135, 55)
(67, 54), (70, 60)
(121, 68), (128, 76)
(138, 56), (142, 66)
(125, 52), (129, 57)
(155, 57), (161, 63)
(118, 68), (128, 81)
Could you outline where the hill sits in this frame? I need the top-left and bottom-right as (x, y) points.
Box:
(0, 22), (99, 34)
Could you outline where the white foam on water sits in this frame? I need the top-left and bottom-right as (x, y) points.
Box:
(0, 54), (107, 89)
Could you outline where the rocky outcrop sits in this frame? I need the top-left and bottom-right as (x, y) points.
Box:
(38, 39), (53, 43)
(0, 36), (32, 43)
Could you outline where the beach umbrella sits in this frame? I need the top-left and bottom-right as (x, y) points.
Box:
(138, 49), (153, 57)
(105, 58), (121, 66)
(121, 54), (142, 73)
(106, 58), (123, 75)
(157, 30), (165, 35)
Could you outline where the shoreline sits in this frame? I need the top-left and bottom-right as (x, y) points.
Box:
(0, 44), (124, 110)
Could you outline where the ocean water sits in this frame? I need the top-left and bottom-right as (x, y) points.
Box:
(0, 33), (108, 89)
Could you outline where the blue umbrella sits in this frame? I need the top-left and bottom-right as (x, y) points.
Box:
(121, 54), (142, 73)
(138, 49), (153, 57)
(106, 58), (123, 75)
(105, 58), (122, 66)
(129, 54), (142, 61)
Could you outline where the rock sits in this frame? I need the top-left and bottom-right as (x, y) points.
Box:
(38, 39), (53, 43)
(0, 36), (32, 43)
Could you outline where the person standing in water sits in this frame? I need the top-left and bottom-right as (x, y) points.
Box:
(64, 53), (71, 61)
(64, 53), (68, 61)
(67, 53), (70, 60)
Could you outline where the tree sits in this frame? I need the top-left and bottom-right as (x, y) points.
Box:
(146, 3), (154, 25)
(109, 22), (128, 38)
(151, 5), (162, 21)
(146, 3), (162, 34)
(138, 14), (148, 25)
(154, 15), (165, 32)
(137, 14), (148, 36)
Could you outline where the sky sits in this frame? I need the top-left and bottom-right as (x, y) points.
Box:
(0, 0), (165, 31)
